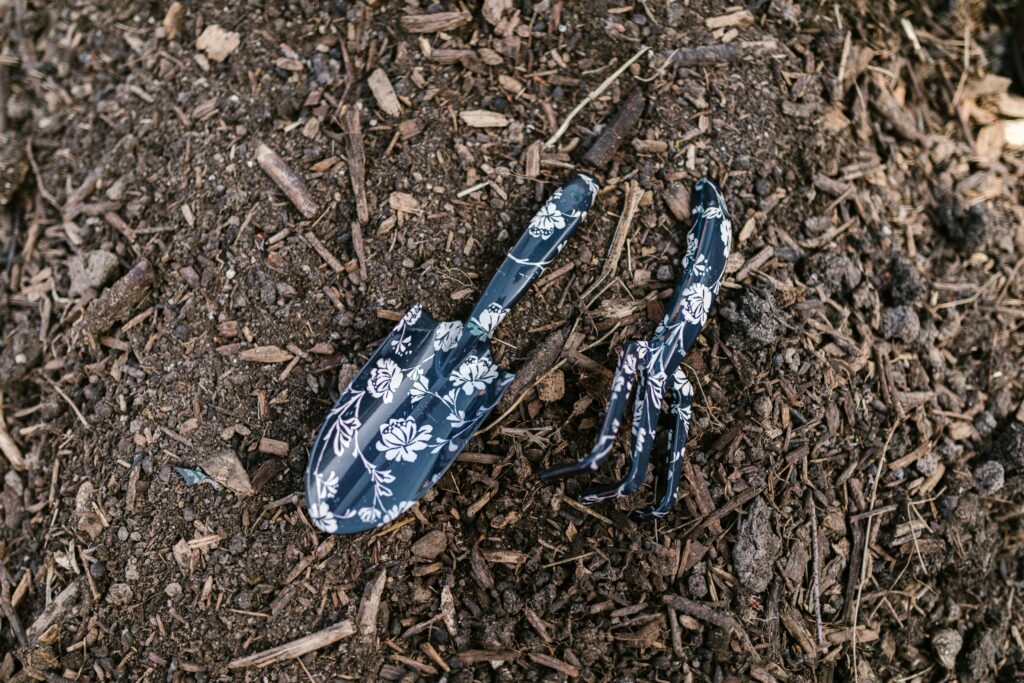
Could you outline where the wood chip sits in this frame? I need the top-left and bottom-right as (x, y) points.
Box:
(528, 652), (579, 677)
(239, 346), (293, 363)
(195, 24), (240, 62)
(367, 68), (402, 117)
(228, 620), (355, 668)
(671, 40), (777, 67)
(358, 570), (387, 639)
(80, 259), (155, 339)
(459, 110), (510, 128)
(162, 1), (184, 40)
(455, 649), (520, 664)
(258, 438), (289, 457)
(705, 10), (754, 30)
(344, 108), (369, 223)
(662, 181), (690, 222)
(389, 192), (420, 214)
(583, 88), (646, 167)
(305, 231), (344, 272)
(202, 450), (253, 496)
(256, 143), (318, 219)
(400, 11), (471, 34)
(0, 392), (26, 470)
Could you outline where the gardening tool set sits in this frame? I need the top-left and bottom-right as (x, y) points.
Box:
(306, 174), (732, 534)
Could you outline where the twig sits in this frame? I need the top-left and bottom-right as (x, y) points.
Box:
(808, 492), (824, 646)
(544, 45), (651, 149)
(80, 259), (155, 339)
(582, 88), (646, 167)
(0, 391), (26, 470)
(661, 594), (759, 660)
(228, 620), (355, 668)
(43, 377), (90, 430)
(256, 143), (319, 219)
(852, 421), (900, 682)
(304, 231), (343, 273)
(344, 107), (369, 223)
(582, 180), (643, 307)
(670, 40), (778, 67)
(0, 562), (28, 648)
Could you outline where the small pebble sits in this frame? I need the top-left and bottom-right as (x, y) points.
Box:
(411, 529), (447, 560)
(916, 454), (938, 477)
(880, 305), (920, 344)
(932, 628), (963, 670)
(973, 460), (1004, 495)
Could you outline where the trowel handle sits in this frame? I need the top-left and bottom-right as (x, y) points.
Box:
(655, 177), (732, 351)
(465, 173), (598, 340)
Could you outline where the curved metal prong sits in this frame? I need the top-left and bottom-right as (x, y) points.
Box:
(578, 364), (664, 503)
(539, 342), (645, 481)
(630, 369), (693, 519)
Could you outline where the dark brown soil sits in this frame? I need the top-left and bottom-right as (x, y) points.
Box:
(1, 1), (1023, 681)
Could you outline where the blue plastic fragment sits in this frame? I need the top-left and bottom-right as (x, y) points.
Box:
(174, 466), (223, 490)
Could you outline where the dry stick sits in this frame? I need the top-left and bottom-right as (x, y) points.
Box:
(582, 180), (643, 307)
(661, 594), (758, 659)
(582, 88), (646, 167)
(0, 562), (28, 648)
(544, 45), (651, 150)
(670, 39), (777, 67)
(255, 143), (319, 219)
(344, 108), (369, 224)
(228, 620), (355, 668)
(0, 391), (26, 470)
(808, 492), (824, 646)
(851, 421), (900, 682)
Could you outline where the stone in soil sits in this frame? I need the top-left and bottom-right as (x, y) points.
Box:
(802, 251), (861, 296)
(720, 283), (781, 348)
(931, 196), (989, 252)
(411, 529), (447, 560)
(994, 422), (1024, 472)
(68, 250), (120, 296)
(885, 257), (928, 305)
(880, 305), (920, 343)
(732, 496), (781, 593)
(973, 461), (1004, 495)
(931, 628), (962, 669)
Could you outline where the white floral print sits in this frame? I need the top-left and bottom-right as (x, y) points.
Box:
(402, 305), (422, 326)
(376, 417), (433, 463)
(581, 174), (599, 199)
(720, 217), (732, 254)
(367, 358), (403, 404)
(450, 354), (499, 395)
(357, 507), (381, 524)
(310, 501), (338, 533)
(680, 283), (712, 326)
(527, 200), (566, 239)
(691, 252), (709, 278)
(433, 320), (463, 352)
(467, 303), (508, 340)
(672, 367), (693, 397)
(683, 229), (698, 268)
(390, 335), (412, 355)
(381, 501), (414, 525)
(331, 414), (360, 452)
(409, 374), (431, 402)
(315, 470), (339, 500)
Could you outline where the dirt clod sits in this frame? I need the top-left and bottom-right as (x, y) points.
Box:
(880, 305), (921, 343)
(974, 461), (1005, 494)
(732, 497), (781, 593)
(721, 283), (781, 348)
(411, 529), (447, 560)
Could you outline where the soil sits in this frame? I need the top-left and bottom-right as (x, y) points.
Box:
(1, 1), (1023, 681)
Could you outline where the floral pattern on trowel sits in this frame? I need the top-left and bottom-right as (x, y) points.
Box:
(306, 173), (599, 534)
